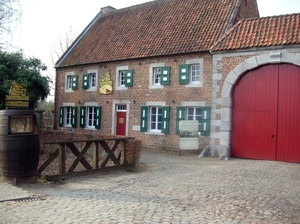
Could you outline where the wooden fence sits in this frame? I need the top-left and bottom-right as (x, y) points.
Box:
(38, 137), (136, 181)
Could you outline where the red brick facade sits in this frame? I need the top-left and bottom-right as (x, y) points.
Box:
(55, 53), (213, 151)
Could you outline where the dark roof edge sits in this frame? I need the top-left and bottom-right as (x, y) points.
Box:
(55, 50), (210, 69)
(55, 12), (103, 68)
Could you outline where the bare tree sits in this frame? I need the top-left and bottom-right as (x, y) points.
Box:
(0, 0), (21, 47)
(50, 26), (77, 66)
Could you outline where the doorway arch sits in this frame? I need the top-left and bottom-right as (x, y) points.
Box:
(220, 52), (300, 162)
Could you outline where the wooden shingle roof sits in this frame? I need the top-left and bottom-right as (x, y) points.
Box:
(211, 13), (300, 51)
(57, 0), (243, 67)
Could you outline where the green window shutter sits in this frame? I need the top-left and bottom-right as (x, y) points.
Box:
(72, 75), (78, 90)
(140, 106), (148, 132)
(200, 107), (211, 136)
(179, 64), (189, 84)
(125, 69), (134, 87)
(95, 106), (102, 129)
(161, 106), (170, 134)
(71, 106), (77, 128)
(176, 107), (185, 134)
(82, 74), (89, 89)
(160, 66), (171, 85)
(59, 106), (64, 127)
(80, 106), (86, 128)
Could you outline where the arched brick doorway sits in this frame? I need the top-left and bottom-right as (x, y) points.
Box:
(231, 64), (300, 163)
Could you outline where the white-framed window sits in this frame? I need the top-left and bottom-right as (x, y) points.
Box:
(187, 107), (202, 129)
(89, 72), (96, 88)
(140, 102), (170, 134)
(190, 64), (200, 83)
(66, 76), (72, 90)
(150, 106), (162, 132)
(65, 106), (72, 126)
(149, 62), (164, 89)
(83, 69), (98, 91)
(152, 68), (161, 85)
(87, 106), (96, 128)
(80, 103), (102, 130)
(116, 65), (129, 90)
(179, 59), (203, 87)
(65, 72), (77, 92)
(59, 103), (77, 128)
(176, 101), (211, 136)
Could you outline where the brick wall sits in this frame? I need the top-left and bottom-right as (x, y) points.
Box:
(55, 53), (213, 152)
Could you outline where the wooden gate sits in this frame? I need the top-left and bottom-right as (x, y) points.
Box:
(231, 64), (300, 163)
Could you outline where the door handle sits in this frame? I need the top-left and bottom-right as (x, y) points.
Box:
(271, 135), (275, 138)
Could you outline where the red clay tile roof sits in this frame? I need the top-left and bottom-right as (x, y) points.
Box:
(57, 0), (240, 67)
(211, 13), (300, 51)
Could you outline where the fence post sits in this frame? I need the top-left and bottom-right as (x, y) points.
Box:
(59, 143), (66, 174)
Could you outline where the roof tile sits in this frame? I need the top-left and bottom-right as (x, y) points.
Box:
(211, 13), (300, 51)
(58, 0), (239, 67)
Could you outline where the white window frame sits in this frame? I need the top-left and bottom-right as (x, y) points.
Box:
(65, 72), (74, 92)
(149, 62), (164, 89)
(182, 101), (205, 130)
(62, 102), (75, 126)
(185, 59), (203, 87)
(64, 106), (72, 127)
(116, 65), (129, 90)
(83, 102), (99, 130)
(149, 106), (162, 132)
(87, 106), (96, 128)
(87, 69), (98, 92)
(144, 101), (166, 135)
(187, 107), (202, 130)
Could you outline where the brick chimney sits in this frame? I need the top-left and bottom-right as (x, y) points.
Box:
(100, 6), (117, 14)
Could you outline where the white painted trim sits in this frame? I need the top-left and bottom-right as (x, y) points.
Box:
(149, 62), (164, 89)
(115, 65), (129, 90)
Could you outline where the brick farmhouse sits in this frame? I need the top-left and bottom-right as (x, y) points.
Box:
(54, 0), (300, 162)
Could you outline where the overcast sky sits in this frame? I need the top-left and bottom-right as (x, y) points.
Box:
(6, 0), (300, 98)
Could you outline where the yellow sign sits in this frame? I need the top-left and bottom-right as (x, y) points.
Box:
(6, 95), (29, 101)
(119, 118), (124, 124)
(99, 72), (113, 95)
(6, 81), (29, 108)
(6, 101), (29, 107)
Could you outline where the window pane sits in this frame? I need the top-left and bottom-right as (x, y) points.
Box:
(187, 108), (194, 120)
(65, 107), (72, 125)
(90, 73), (96, 87)
(150, 107), (162, 131)
(190, 64), (200, 82)
(67, 76), (72, 89)
(88, 107), (95, 127)
(119, 71), (125, 86)
(153, 68), (161, 85)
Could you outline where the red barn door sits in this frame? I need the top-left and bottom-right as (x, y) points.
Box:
(231, 64), (300, 163)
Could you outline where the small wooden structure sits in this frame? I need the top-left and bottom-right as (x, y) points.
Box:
(38, 137), (135, 181)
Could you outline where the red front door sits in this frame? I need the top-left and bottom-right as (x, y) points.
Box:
(231, 64), (300, 163)
(116, 111), (126, 136)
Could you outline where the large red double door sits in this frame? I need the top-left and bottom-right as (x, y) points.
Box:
(231, 64), (300, 163)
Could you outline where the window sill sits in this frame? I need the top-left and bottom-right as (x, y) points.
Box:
(149, 85), (164, 90)
(86, 88), (97, 92)
(185, 82), (203, 88)
(145, 131), (165, 135)
(116, 86), (128, 91)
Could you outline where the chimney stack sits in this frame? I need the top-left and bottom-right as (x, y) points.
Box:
(100, 6), (117, 14)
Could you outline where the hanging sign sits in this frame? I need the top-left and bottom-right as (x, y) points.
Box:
(99, 72), (113, 95)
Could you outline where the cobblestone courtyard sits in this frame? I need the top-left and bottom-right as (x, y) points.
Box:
(0, 150), (299, 223)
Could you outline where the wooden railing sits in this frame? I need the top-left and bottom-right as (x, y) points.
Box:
(38, 137), (135, 181)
